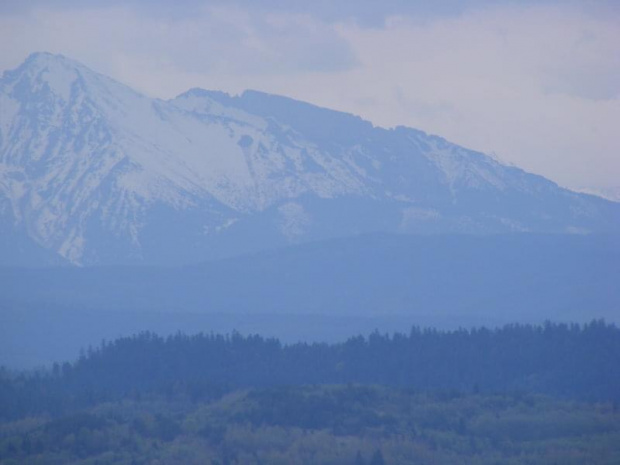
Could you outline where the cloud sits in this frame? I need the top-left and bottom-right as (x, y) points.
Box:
(4, 0), (620, 24)
(0, 5), (357, 84)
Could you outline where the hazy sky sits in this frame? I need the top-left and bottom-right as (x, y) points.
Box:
(1, 0), (618, 191)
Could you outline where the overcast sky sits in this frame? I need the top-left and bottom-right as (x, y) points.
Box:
(1, 0), (618, 191)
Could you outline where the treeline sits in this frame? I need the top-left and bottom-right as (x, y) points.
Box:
(2, 320), (620, 420)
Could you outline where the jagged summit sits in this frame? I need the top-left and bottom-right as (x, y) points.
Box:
(8, 52), (82, 77)
(176, 87), (374, 147)
(1, 53), (618, 266)
(2, 52), (81, 102)
(19, 51), (87, 71)
(2, 52), (137, 102)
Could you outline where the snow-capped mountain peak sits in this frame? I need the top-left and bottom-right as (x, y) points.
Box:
(1, 53), (618, 266)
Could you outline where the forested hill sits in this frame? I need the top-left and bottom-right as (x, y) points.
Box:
(3, 321), (619, 421)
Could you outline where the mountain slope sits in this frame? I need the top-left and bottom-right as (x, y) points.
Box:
(2, 232), (619, 367)
(2, 233), (618, 320)
(1, 52), (618, 265)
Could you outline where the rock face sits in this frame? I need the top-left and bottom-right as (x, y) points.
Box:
(1, 52), (618, 266)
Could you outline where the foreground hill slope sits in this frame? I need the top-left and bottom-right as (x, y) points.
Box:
(2, 324), (620, 464)
(1, 53), (618, 265)
(2, 386), (618, 465)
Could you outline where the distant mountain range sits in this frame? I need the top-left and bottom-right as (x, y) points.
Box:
(1, 232), (619, 367)
(3, 232), (618, 319)
(1, 52), (619, 266)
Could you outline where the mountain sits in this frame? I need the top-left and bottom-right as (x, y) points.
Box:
(576, 185), (620, 202)
(1, 52), (619, 266)
(3, 232), (618, 319)
(2, 232), (619, 367)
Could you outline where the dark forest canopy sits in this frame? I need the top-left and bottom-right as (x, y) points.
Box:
(2, 320), (619, 421)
